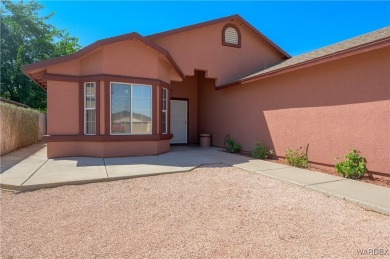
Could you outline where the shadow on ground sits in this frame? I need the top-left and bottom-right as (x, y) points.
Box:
(1, 142), (47, 174)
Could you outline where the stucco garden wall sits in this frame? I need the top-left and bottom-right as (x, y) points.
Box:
(198, 46), (390, 176)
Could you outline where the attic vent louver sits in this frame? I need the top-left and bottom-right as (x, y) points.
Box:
(222, 24), (241, 48)
(224, 27), (238, 44)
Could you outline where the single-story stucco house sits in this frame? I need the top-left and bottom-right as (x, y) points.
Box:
(22, 15), (390, 177)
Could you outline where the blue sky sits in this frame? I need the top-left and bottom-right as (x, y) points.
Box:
(40, 1), (390, 56)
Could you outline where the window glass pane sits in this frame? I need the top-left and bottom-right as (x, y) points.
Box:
(162, 111), (167, 134)
(110, 83), (152, 135)
(142, 98), (151, 110)
(111, 83), (131, 134)
(132, 85), (152, 134)
(89, 84), (96, 95)
(85, 109), (96, 135)
(161, 88), (168, 134)
(85, 83), (90, 95)
(86, 96), (95, 109)
(85, 83), (96, 109)
(132, 85), (141, 97)
(88, 121), (96, 135)
(84, 82), (96, 135)
(162, 88), (167, 99)
(133, 122), (151, 133)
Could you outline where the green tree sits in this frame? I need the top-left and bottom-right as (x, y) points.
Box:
(0, 0), (81, 110)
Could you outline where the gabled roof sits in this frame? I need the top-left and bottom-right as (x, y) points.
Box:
(218, 26), (390, 88)
(22, 32), (185, 89)
(147, 14), (291, 59)
(22, 15), (291, 90)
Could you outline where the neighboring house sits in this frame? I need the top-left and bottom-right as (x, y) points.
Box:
(22, 15), (390, 177)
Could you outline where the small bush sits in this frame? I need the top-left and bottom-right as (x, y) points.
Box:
(285, 147), (308, 168)
(335, 149), (367, 179)
(226, 138), (241, 153)
(252, 142), (273, 159)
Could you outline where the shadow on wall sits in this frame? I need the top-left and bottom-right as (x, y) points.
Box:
(198, 47), (390, 175)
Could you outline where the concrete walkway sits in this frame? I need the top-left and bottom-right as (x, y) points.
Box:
(1, 143), (389, 215)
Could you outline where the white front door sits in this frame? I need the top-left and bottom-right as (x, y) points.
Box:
(170, 100), (188, 144)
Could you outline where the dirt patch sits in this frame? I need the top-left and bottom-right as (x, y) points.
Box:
(265, 157), (390, 188)
(227, 150), (390, 188)
(1, 164), (389, 258)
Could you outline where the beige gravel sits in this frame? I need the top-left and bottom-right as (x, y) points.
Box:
(1, 164), (389, 258)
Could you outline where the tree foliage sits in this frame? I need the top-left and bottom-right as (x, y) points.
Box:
(1, 0), (81, 110)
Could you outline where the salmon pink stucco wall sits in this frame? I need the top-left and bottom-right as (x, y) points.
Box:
(152, 19), (285, 85)
(47, 59), (80, 75)
(198, 46), (390, 176)
(171, 74), (199, 144)
(47, 39), (181, 83)
(47, 140), (170, 158)
(101, 40), (168, 80)
(47, 81), (79, 135)
(80, 48), (103, 75)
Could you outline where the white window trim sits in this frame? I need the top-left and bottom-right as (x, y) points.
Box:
(161, 88), (168, 134)
(84, 82), (96, 135)
(109, 82), (153, 135)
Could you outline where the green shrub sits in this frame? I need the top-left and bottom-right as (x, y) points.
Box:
(285, 147), (308, 168)
(252, 142), (273, 159)
(335, 149), (367, 179)
(226, 138), (241, 153)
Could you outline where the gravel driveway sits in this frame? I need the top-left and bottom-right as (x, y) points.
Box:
(1, 164), (389, 258)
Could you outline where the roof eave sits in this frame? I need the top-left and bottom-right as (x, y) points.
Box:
(234, 15), (291, 58)
(216, 36), (390, 90)
(22, 70), (48, 91)
(21, 32), (185, 87)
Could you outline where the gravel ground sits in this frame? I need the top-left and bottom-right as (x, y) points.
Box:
(1, 164), (389, 258)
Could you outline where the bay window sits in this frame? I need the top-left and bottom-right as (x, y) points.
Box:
(110, 82), (152, 135)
